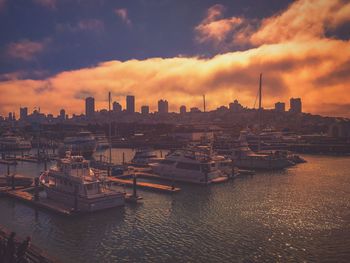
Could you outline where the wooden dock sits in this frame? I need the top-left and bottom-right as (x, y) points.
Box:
(107, 177), (180, 193)
(132, 172), (230, 185)
(1, 187), (73, 216)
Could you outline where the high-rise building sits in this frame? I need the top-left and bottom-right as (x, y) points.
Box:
(274, 102), (285, 112)
(113, 101), (122, 112)
(126, 95), (135, 113)
(158, 99), (169, 114)
(290, 98), (302, 113)
(141, 105), (149, 114)
(19, 107), (28, 120)
(85, 97), (95, 118)
(180, 105), (186, 114)
(229, 100), (243, 112)
(59, 109), (66, 120)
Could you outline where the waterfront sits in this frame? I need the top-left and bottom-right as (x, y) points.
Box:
(0, 152), (349, 262)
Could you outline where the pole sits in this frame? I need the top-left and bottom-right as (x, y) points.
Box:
(258, 73), (262, 152)
(133, 174), (137, 198)
(122, 152), (125, 164)
(34, 177), (39, 201)
(203, 94), (206, 113)
(108, 92), (112, 166)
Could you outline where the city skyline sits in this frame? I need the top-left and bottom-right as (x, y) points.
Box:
(0, 0), (349, 117)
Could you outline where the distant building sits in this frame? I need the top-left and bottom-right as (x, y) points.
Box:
(190, 107), (201, 113)
(126, 95), (135, 113)
(59, 109), (66, 120)
(180, 105), (186, 114)
(8, 112), (13, 121)
(229, 100), (243, 112)
(158, 99), (169, 114)
(85, 97), (95, 118)
(290, 98), (302, 113)
(113, 101), (122, 112)
(20, 107), (28, 120)
(141, 105), (149, 114)
(275, 102), (285, 112)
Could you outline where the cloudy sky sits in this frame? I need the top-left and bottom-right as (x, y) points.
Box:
(0, 0), (349, 117)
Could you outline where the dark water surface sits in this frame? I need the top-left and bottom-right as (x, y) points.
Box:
(0, 153), (349, 262)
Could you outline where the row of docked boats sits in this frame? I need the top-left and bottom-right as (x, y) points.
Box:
(36, 129), (306, 213)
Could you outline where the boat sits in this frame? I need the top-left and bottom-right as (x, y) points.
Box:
(58, 131), (97, 158)
(95, 134), (109, 150)
(232, 130), (294, 170)
(130, 148), (158, 166)
(0, 136), (31, 151)
(40, 153), (125, 212)
(149, 147), (227, 184)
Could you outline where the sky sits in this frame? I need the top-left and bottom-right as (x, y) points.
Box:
(0, 0), (350, 117)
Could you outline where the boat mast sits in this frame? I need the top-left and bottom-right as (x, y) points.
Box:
(258, 73), (262, 152)
(108, 92), (112, 166)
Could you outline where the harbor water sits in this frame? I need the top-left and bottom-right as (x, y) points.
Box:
(0, 150), (349, 262)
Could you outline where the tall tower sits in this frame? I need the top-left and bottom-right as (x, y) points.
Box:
(158, 99), (169, 114)
(85, 97), (95, 118)
(126, 95), (135, 113)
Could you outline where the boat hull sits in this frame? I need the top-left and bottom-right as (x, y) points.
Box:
(233, 158), (293, 170)
(43, 185), (125, 212)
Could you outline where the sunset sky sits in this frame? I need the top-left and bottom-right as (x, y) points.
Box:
(0, 0), (349, 117)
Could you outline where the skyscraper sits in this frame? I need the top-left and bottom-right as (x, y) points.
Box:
(126, 95), (135, 113)
(85, 97), (95, 118)
(158, 99), (169, 114)
(113, 101), (122, 112)
(60, 109), (66, 120)
(19, 107), (28, 120)
(275, 102), (285, 112)
(180, 105), (186, 114)
(290, 98), (302, 113)
(141, 105), (149, 114)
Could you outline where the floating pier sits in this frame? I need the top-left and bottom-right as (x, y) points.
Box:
(107, 176), (180, 193)
(2, 187), (73, 216)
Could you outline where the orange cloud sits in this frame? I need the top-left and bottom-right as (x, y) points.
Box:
(114, 8), (131, 26)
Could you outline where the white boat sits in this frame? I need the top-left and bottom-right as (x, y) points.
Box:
(95, 134), (109, 150)
(40, 153), (125, 212)
(149, 148), (227, 184)
(59, 131), (97, 158)
(131, 148), (158, 166)
(0, 136), (31, 151)
(232, 131), (294, 170)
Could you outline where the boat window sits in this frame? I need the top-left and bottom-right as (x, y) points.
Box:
(176, 162), (201, 171)
(86, 184), (93, 190)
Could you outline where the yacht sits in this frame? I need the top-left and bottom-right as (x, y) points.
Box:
(0, 136), (31, 151)
(95, 134), (109, 150)
(232, 131), (294, 170)
(149, 148), (227, 184)
(59, 131), (97, 158)
(40, 153), (125, 212)
(131, 148), (158, 166)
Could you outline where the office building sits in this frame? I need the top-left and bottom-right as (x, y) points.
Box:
(290, 98), (302, 113)
(59, 109), (66, 120)
(141, 105), (149, 115)
(126, 95), (135, 113)
(275, 102), (285, 112)
(113, 101), (122, 112)
(158, 99), (169, 114)
(180, 105), (186, 114)
(20, 107), (28, 120)
(85, 97), (95, 118)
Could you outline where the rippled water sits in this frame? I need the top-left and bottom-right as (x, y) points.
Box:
(0, 152), (349, 262)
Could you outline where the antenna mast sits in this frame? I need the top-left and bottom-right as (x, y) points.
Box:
(258, 73), (262, 152)
(108, 92), (112, 165)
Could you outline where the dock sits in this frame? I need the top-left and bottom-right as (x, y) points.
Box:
(2, 187), (73, 216)
(107, 176), (180, 193)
